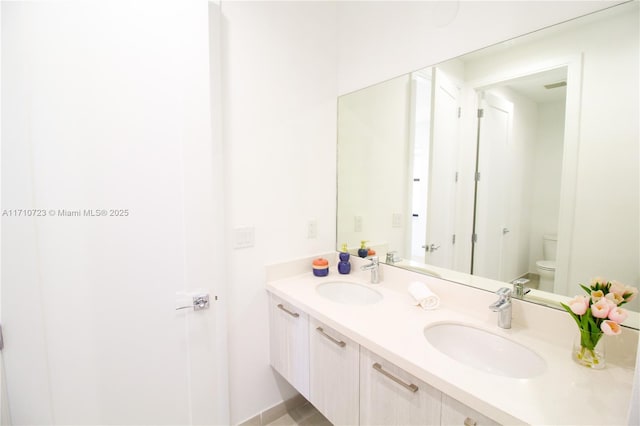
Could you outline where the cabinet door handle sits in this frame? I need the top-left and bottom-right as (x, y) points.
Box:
(316, 327), (346, 347)
(372, 362), (419, 393)
(277, 303), (299, 318)
(464, 417), (477, 426)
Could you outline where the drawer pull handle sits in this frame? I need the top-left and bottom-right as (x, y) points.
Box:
(464, 417), (477, 426)
(316, 327), (346, 347)
(277, 304), (299, 318)
(372, 362), (419, 393)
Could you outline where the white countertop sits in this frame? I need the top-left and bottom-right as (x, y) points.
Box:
(266, 256), (638, 426)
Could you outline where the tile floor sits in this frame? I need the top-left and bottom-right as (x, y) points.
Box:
(525, 273), (540, 289)
(265, 402), (332, 426)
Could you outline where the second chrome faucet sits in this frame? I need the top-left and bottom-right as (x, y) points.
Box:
(489, 287), (512, 329)
(361, 256), (380, 284)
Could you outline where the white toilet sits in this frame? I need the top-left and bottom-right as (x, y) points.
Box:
(536, 234), (557, 292)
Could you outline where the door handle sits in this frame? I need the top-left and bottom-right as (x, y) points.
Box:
(176, 293), (210, 311)
(422, 243), (441, 252)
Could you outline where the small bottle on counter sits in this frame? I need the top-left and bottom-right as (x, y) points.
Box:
(312, 257), (329, 277)
(358, 240), (369, 258)
(338, 243), (351, 275)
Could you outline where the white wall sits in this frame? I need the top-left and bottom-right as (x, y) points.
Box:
(336, 1), (621, 95)
(529, 101), (565, 271)
(337, 74), (411, 257)
(567, 9), (639, 306)
(220, 2), (338, 423)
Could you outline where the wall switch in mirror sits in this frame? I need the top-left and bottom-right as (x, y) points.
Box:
(354, 215), (362, 232)
(392, 213), (402, 228)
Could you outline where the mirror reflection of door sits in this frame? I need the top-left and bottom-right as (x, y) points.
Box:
(409, 67), (460, 268)
(471, 68), (567, 288)
(472, 91), (513, 281)
(409, 70), (432, 261)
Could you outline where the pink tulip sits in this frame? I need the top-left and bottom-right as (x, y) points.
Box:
(609, 280), (626, 297)
(624, 285), (638, 302)
(591, 290), (605, 303)
(601, 320), (622, 336)
(591, 298), (611, 319)
(605, 292), (624, 306)
(568, 296), (589, 315)
(590, 277), (608, 288)
(608, 307), (628, 323)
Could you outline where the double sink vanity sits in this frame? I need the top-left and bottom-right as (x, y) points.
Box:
(266, 255), (638, 425)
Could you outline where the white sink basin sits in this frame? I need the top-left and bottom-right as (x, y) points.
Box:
(316, 281), (383, 305)
(423, 323), (546, 378)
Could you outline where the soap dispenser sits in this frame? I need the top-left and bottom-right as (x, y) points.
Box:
(338, 243), (351, 275)
(358, 240), (369, 258)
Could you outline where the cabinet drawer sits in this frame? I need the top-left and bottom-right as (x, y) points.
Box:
(360, 347), (441, 425)
(441, 394), (500, 426)
(309, 318), (359, 426)
(268, 293), (309, 399)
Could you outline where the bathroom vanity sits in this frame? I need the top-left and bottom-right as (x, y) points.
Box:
(266, 255), (638, 425)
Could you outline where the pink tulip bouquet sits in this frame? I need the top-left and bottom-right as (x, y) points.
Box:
(561, 277), (637, 368)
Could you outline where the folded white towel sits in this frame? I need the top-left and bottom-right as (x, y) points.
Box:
(408, 281), (440, 310)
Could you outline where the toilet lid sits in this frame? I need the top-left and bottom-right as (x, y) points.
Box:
(537, 260), (556, 271)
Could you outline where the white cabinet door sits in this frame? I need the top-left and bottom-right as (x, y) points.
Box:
(360, 347), (441, 425)
(268, 293), (310, 399)
(309, 318), (359, 426)
(441, 394), (500, 426)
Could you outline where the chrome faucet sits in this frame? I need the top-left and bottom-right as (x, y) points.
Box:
(512, 278), (531, 299)
(385, 251), (401, 264)
(489, 287), (512, 329)
(361, 256), (380, 284)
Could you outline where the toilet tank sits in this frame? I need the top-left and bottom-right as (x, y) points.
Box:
(543, 234), (558, 260)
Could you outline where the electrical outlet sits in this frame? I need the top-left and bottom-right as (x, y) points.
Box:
(307, 220), (317, 239)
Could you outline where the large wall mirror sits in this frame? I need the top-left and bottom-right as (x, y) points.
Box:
(336, 2), (639, 321)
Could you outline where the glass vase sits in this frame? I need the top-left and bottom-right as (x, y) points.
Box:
(572, 329), (605, 369)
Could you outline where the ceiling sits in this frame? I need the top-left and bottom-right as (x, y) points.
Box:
(501, 67), (568, 104)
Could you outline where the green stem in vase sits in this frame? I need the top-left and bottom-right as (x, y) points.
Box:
(579, 327), (603, 351)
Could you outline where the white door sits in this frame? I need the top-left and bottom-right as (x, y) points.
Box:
(424, 68), (460, 268)
(0, 2), (228, 425)
(409, 71), (433, 261)
(472, 91), (514, 281)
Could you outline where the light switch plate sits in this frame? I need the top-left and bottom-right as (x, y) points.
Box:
(234, 226), (255, 249)
(307, 220), (317, 239)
